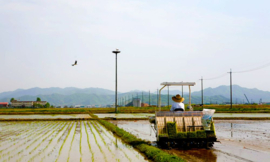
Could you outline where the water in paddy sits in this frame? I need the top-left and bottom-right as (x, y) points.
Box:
(0, 114), (91, 119)
(110, 120), (270, 162)
(95, 113), (270, 119)
(0, 120), (148, 162)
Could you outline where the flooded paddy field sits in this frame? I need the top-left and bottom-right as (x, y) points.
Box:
(0, 114), (91, 120)
(110, 120), (270, 162)
(95, 113), (270, 119)
(0, 120), (148, 162)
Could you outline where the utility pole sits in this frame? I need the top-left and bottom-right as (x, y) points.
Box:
(112, 49), (120, 113)
(200, 76), (203, 108)
(228, 69), (233, 109)
(182, 81), (184, 97)
(142, 92), (143, 104)
(167, 86), (169, 108)
(157, 89), (158, 107)
(149, 90), (151, 106)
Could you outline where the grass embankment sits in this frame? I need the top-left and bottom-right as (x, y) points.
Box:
(89, 114), (185, 162)
(0, 105), (270, 114)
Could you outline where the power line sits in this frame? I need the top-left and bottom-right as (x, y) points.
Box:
(233, 62), (270, 73)
(204, 73), (228, 80)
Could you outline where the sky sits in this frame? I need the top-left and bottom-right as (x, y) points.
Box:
(1, 0), (270, 93)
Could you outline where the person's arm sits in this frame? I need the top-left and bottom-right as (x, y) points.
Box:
(170, 103), (174, 111)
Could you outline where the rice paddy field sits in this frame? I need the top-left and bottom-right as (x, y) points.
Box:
(0, 121), (148, 162)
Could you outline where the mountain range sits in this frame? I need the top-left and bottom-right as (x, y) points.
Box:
(0, 85), (269, 106)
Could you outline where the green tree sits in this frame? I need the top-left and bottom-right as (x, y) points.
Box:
(36, 97), (41, 102)
(44, 102), (50, 108)
(10, 98), (15, 102)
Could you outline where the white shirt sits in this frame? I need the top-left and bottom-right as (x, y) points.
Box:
(170, 102), (185, 111)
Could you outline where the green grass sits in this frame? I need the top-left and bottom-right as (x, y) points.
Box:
(1, 104), (270, 114)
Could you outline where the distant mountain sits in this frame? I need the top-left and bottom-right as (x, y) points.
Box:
(0, 85), (269, 106)
(0, 87), (115, 99)
(192, 85), (270, 103)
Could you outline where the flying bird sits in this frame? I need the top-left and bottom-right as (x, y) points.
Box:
(72, 60), (77, 66)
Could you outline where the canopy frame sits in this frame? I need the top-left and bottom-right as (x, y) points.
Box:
(158, 82), (196, 111)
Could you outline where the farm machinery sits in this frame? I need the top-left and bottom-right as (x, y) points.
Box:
(149, 82), (218, 149)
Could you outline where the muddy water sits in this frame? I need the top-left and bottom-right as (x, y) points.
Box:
(0, 121), (148, 162)
(110, 120), (270, 162)
(0, 114), (91, 119)
(95, 113), (270, 119)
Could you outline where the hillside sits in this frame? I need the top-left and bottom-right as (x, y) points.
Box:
(0, 85), (269, 106)
(192, 85), (270, 103)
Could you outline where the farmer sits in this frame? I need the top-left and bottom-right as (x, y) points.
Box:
(170, 94), (185, 112)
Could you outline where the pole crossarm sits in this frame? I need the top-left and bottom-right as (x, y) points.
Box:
(161, 82), (196, 86)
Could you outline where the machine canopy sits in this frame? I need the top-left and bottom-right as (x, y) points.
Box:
(160, 82), (196, 86)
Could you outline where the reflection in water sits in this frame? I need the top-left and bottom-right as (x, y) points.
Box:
(231, 123), (233, 138)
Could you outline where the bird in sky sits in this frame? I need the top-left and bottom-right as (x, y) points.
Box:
(72, 60), (77, 66)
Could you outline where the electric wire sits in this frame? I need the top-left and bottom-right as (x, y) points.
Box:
(233, 62), (270, 73)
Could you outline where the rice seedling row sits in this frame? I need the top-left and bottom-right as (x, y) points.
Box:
(0, 122), (54, 157)
(89, 121), (117, 160)
(29, 123), (70, 161)
(67, 121), (78, 162)
(87, 121), (108, 162)
(83, 121), (94, 162)
(0, 121), (150, 162)
(1, 122), (58, 162)
(16, 122), (62, 162)
(91, 121), (134, 162)
(0, 122), (48, 148)
(27, 122), (68, 162)
(40, 121), (73, 162)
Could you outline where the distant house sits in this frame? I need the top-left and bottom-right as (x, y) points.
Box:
(0, 102), (9, 107)
(10, 100), (47, 108)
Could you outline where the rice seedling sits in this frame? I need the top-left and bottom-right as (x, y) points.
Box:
(27, 122), (68, 162)
(87, 121), (108, 162)
(80, 121), (82, 162)
(167, 122), (177, 139)
(0, 122), (54, 159)
(34, 122), (72, 162)
(90, 121), (116, 160)
(89, 114), (185, 162)
(55, 121), (75, 162)
(91, 121), (132, 162)
(2, 122), (58, 162)
(15, 123), (61, 162)
(83, 121), (94, 162)
(67, 121), (78, 162)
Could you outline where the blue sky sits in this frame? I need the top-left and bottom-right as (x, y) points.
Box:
(1, 0), (270, 93)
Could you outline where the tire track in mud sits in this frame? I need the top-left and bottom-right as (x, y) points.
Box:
(212, 148), (253, 162)
(87, 121), (108, 162)
(27, 122), (69, 162)
(0, 122), (54, 159)
(1, 122), (59, 162)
